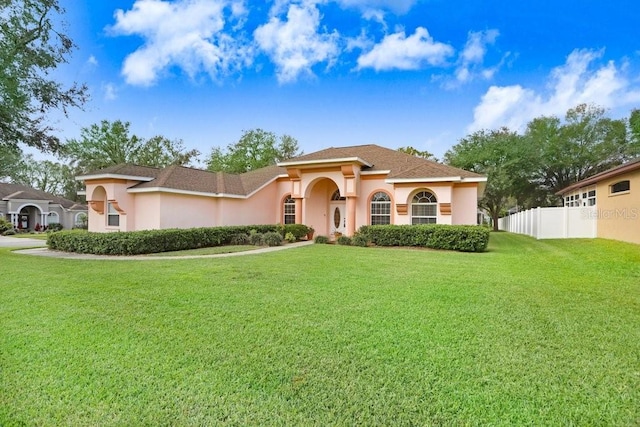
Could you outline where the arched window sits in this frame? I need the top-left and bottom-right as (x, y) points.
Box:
(411, 191), (437, 224)
(370, 192), (391, 225)
(610, 180), (630, 194)
(48, 211), (60, 225)
(283, 196), (296, 224)
(331, 189), (345, 201)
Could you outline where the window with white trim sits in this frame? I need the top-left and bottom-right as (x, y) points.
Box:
(107, 202), (119, 227)
(411, 191), (437, 224)
(283, 196), (295, 225)
(370, 192), (391, 225)
(47, 212), (59, 224)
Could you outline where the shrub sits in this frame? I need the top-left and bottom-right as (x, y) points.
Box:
(0, 218), (12, 234)
(358, 224), (489, 252)
(314, 235), (330, 244)
(47, 223), (63, 232)
(249, 232), (265, 246)
(46, 224), (291, 255)
(284, 232), (297, 243)
(283, 224), (312, 241)
(3, 229), (16, 236)
(230, 233), (250, 245)
(351, 233), (369, 247)
(336, 235), (352, 245)
(263, 231), (283, 247)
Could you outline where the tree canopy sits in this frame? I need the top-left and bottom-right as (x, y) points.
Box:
(206, 129), (302, 174)
(0, 0), (87, 153)
(445, 104), (639, 229)
(61, 120), (200, 172)
(397, 146), (437, 161)
(445, 128), (533, 230)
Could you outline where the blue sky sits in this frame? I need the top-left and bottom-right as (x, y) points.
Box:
(49, 0), (640, 163)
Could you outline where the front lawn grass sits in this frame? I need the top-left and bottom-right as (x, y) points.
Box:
(1, 233), (639, 425)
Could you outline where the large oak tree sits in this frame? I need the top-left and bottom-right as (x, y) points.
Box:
(0, 0), (87, 153)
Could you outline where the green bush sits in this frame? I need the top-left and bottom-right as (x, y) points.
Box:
(314, 235), (330, 244)
(47, 223), (63, 232)
(249, 232), (264, 246)
(3, 229), (16, 236)
(358, 224), (490, 252)
(351, 233), (369, 247)
(283, 224), (312, 240)
(230, 233), (250, 245)
(0, 217), (13, 234)
(284, 232), (296, 243)
(46, 224), (289, 255)
(263, 231), (283, 247)
(336, 235), (352, 245)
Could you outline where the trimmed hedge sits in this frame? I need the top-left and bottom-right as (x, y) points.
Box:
(358, 224), (490, 252)
(47, 224), (310, 255)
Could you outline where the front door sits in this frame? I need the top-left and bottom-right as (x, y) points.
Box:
(329, 201), (346, 235)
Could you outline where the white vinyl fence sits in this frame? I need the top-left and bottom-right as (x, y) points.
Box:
(498, 206), (597, 239)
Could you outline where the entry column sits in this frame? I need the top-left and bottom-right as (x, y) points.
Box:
(346, 196), (356, 236)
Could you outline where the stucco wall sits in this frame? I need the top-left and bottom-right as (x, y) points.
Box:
(595, 169), (640, 245)
(451, 184), (479, 225)
(218, 181), (281, 226)
(157, 193), (218, 229)
(133, 193), (162, 230)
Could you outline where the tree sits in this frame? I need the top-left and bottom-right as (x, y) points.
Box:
(0, 144), (23, 182)
(444, 128), (532, 230)
(61, 120), (200, 172)
(629, 108), (640, 146)
(12, 154), (71, 196)
(206, 129), (302, 174)
(0, 0), (88, 153)
(525, 104), (634, 199)
(397, 146), (437, 161)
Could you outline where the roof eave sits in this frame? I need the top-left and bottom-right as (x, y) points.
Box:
(76, 173), (155, 182)
(127, 186), (246, 199)
(277, 157), (373, 168)
(385, 176), (487, 184)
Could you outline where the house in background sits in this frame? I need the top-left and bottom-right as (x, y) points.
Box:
(0, 183), (87, 231)
(557, 158), (640, 245)
(77, 144), (487, 236)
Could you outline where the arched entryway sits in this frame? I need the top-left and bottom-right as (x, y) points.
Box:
(304, 178), (344, 238)
(15, 204), (44, 231)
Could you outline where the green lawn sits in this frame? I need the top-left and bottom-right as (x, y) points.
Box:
(1, 233), (639, 425)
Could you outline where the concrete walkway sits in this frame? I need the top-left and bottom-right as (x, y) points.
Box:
(0, 235), (47, 247)
(13, 240), (315, 260)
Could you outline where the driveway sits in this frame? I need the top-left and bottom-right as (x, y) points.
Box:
(0, 235), (48, 248)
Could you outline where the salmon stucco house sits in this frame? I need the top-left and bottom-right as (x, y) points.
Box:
(77, 144), (487, 236)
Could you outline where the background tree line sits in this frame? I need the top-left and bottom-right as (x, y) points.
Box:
(445, 104), (640, 229)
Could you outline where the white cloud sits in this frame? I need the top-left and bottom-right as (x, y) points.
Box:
(87, 55), (99, 67)
(254, 2), (340, 83)
(449, 29), (503, 86)
(335, 0), (417, 14)
(357, 27), (454, 71)
(469, 49), (640, 132)
(109, 0), (249, 86)
(103, 83), (118, 101)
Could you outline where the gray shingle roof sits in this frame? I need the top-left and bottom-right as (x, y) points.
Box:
(0, 183), (86, 210)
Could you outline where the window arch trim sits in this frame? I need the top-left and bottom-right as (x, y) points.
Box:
(410, 189), (438, 225)
(368, 190), (393, 225)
